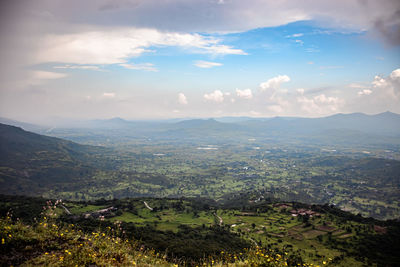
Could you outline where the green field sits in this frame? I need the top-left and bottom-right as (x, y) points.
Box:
(48, 197), (398, 266)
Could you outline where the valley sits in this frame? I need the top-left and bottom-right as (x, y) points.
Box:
(1, 118), (399, 220)
(1, 113), (400, 266)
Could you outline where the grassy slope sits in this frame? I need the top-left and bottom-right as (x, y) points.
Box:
(1, 216), (317, 267)
(2, 195), (400, 266)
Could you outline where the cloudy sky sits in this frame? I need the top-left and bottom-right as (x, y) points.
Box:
(0, 0), (399, 123)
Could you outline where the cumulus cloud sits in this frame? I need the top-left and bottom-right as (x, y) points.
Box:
(260, 75), (290, 91)
(391, 68), (400, 79)
(257, 75), (292, 114)
(297, 94), (342, 115)
(194, 60), (222, 68)
(236, 88), (253, 99)
(204, 90), (224, 103)
(120, 62), (158, 72)
(296, 88), (305, 95)
(340, 68), (400, 115)
(178, 93), (188, 105)
(371, 68), (400, 98)
(358, 89), (372, 96)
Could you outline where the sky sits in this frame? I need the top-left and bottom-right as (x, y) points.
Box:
(0, 0), (399, 123)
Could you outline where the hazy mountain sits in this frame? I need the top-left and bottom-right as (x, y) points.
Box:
(0, 117), (46, 132)
(2, 112), (399, 146)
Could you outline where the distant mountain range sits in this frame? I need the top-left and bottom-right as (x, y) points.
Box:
(1, 111), (400, 146)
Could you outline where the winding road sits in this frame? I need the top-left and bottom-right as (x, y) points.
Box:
(214, 213), (223, 226)
(60, 204), (71, 215)
(143, 201), (153, 211)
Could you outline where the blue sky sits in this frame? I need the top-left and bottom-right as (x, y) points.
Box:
(0, 0), (399, 123)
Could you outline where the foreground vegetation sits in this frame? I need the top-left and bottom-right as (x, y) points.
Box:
(0, 212), (313, 266)
(1, 195), (399, 266)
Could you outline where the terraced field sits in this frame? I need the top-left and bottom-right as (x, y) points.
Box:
(60, 198), (395, 266)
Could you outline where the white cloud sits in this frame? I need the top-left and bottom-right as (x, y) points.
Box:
(178, 93), (188, 105)
(32, 71), (67, 80)
(390, 68), (400, 79)
(295, 39), (304, 45)
(260, 75), (290, 91)
(297, 94), (342, 115)
(34, 28), (246, 65)
(358, 89), (372, 96)
(236, 88), (253, 99)
(54, 65), (100, 70)
(120, 62), (158, 72)
(29, 0), (400, 43)
(194, 60), (223, 68)
(288, 33), (304, 38)
(347, 68), (400, 114)
(204, 90), (224, 103)
(296, 88), (305, 95)
(371, 68), (400, 98)
(103, 92), (116, 98)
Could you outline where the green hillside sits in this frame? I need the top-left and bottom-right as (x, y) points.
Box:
(1, 195), (399, 266)
(0, 123), (112, 195)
